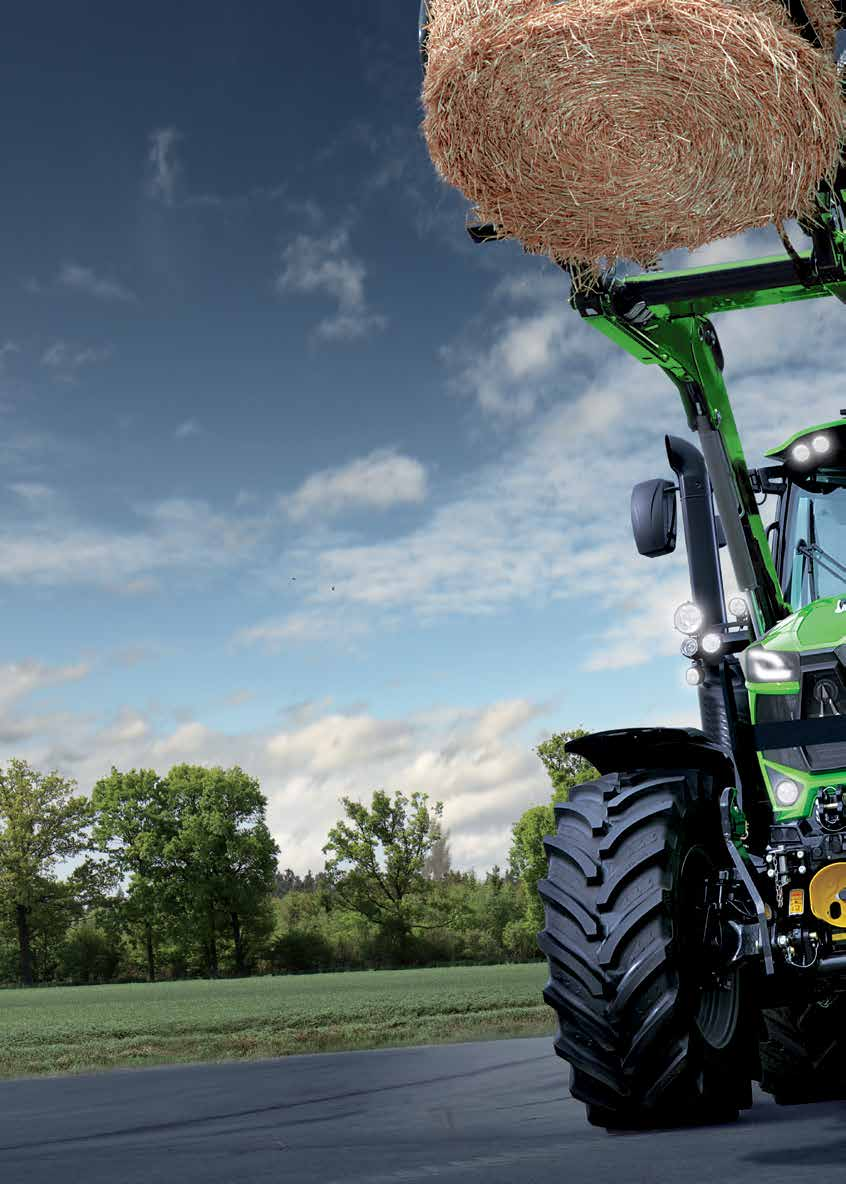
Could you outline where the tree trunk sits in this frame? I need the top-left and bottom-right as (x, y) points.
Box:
(145, 919), (156, 983)
(231, 911), (245, 976)
(207, 906), (219, 979)
(16, 902), (33, 987)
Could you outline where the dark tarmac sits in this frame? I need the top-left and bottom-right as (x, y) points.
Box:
(1, 1035), (844, 1183)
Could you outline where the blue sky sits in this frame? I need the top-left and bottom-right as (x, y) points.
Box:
(4, 2), (846, 878)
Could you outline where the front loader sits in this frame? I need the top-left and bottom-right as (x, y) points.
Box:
(529, 226), (846, 1127)
(418, 0), (846, 1133)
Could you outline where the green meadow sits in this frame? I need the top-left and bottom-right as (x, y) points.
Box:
(0, 961), (556, 1080)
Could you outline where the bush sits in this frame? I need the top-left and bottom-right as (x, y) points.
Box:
(502, 918), (544, 963)
(56, 921), (122, 984)
(457, 927), (504, 963)
(0, 940), (20, 985)
(270, 929), (334, 973)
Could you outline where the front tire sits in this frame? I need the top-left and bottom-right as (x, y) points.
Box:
(537, 768), (757, 1130)
(759, 994), (846, 1104)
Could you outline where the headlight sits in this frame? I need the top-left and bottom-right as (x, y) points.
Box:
(792, 443), (812, 463)
(774, 779), (800, 807)
(685, 664), (704, 686)
(674, 601), (703, 635)
(741, 647), (800, 683)
(728, 595), (749, 619)
(701, 632), (722, 654)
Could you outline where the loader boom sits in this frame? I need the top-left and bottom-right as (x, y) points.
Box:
(560, 178), (846, 639)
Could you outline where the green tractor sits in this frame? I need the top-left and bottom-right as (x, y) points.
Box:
(419, 0), (846, 1133)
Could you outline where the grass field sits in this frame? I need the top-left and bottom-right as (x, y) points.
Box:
(0, 961), (556, 1081)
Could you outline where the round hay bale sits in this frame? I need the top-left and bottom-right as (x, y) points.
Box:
(420, 0), (846, 277)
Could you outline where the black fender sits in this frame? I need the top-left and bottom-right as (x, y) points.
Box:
(567, 728), (774, 977)
(566, 726), (735, 784)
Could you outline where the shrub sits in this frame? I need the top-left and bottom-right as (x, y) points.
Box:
(56, 921), (122, 984)
(270, 929), (334, 973)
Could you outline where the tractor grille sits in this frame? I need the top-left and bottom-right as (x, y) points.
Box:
(753, 653), (846, 773)
(800, 653), (846, 772)
(755, 690), (807, 772)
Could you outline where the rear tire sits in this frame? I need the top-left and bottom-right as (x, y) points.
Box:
(538, 768), (757, 1131)
(759, 995), (846, 1104)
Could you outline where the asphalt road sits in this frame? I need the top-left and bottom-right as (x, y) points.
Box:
(1, 1035), (845, 1184)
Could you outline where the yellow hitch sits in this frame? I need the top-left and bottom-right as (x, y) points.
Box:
(808, 862), (846, 929)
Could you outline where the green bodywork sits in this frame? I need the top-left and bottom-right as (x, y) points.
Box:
(748, 597), (846, 822)
(765, 418), (846, 460)
(574, 198), (846, 831)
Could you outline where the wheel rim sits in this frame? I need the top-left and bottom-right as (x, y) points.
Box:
(678, 844), (742, 1052)
(694, 966), (741, 1050)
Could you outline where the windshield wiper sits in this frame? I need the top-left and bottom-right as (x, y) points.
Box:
(796, 540), (846, 588)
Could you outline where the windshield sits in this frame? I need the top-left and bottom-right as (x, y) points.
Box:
(785, 484), (846, 608)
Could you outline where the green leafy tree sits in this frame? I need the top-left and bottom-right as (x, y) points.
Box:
(90, 768), (177, 982)
(0, 871), (86, 984)
(160, 764), (279, 977)
(322, 789), (461, 966)
(508, 729), (599, 935)
(534, 727), (596, 803)
(0, 758), (95, 986)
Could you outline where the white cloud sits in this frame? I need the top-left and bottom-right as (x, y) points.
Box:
(0, 496), (267, 592)
(174, 419), (200, 439)
(265, 696), (549, 872)
(232, 612), (370, 653)
(282, 447), (428, 522)
(4, 220), (837, 682)
(111, 644), (162, 669)
(7, 482), (54, 505)
(182, 182), (291, 210)
(58, 263), (137, 303)
(266, 712), (411, 774)
(153, 721), (213, 757)
(0, 342), (19, 371)
(582, 569), (694, 671)
(438, 271), (612, 421)
(0, 658), (90, 704)
(276, 229), (387, 342)
(99, 710), (150, 745)
(41, 341), (113, 372)
(145, 125), (289, 211)
(239, 220), (843, 668)
(16, 683), (550, 877)
(147, 127), (182, 205)
(285, 197), (322, 225)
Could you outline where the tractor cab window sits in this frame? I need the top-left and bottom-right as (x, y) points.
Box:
(785, 483), (846, 609)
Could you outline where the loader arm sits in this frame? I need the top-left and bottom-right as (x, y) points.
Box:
(558, 175), (846, 640)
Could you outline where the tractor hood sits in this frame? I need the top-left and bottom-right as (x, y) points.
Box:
(741, 598), (846, 685)
(758, 596), (846, 654)
(740, 598), (846, 688)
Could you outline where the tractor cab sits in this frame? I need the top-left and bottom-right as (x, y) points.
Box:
(739, 417), (846, 819)
(768, 417), (846, 611)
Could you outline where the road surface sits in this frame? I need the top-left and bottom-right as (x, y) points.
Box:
(1, 1035), (844, 1183)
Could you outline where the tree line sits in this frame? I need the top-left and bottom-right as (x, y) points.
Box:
(0, 731), (597, 987)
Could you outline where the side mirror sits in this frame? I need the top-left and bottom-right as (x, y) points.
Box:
(631, 478), (677, 557)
